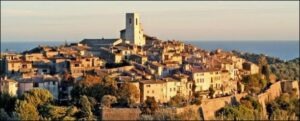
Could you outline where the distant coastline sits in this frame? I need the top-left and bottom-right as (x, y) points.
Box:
(1, 40), (299, 61)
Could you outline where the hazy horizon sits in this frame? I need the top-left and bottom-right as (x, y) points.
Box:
(1, 1), (299, 42)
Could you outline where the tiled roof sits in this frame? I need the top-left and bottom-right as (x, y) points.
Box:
(80, 38), (121, 46)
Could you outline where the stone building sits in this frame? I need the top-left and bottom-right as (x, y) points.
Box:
(120, 13), (146, 46)
(66, 56), (104, 77)
(17, 75), (59, 99)
(0, 77), (18, 96)
(242, 62), (259, 74)
(140, 80), (167, 103)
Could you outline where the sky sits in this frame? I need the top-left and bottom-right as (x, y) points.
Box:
(1, 1), (299, 42)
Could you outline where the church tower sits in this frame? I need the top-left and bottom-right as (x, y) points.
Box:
(123, 13), (146, 46)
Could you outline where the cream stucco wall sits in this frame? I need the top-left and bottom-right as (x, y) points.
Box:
(125, 13), (145, 46)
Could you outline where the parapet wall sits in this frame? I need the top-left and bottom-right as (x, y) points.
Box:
(101, 65), (134, 73)
(200, 93), (247, 120)
(100, 107), (141, 120)
(257, 81), (282, 118)
(200, 80), (299, 120)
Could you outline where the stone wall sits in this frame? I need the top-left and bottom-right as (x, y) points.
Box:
(101, 65), (134, 73)
(257, 81), (282, 118)
(98, 81), (299, 120)
(281, 80), (300, 97)
(199, 81), (299, 120)
(199, 93), (247, 120)
(257, 80), (299, 119)
(100, 107), (141, 120)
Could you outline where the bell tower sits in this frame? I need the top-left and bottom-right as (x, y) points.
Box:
(124, 13), (145, 46)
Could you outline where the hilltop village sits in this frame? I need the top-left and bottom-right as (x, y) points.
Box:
(0, 13), (299, 120)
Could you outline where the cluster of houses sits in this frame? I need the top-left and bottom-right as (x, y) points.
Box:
(0, 13), (259, 104)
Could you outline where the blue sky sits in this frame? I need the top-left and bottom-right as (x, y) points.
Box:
(1, 1), (299, 42)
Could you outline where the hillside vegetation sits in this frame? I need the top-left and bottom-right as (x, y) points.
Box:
(231, 50), (284, 64)
(270, 58), (299, 81)
(232, 50), (299, 81)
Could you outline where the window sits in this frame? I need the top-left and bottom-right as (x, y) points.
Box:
(200, 78), (204, 83)
(152, 90), (154, 93)
(147, 91), (149, 93)
(34, 83), (38, 87)
(52, 81), (56, 85)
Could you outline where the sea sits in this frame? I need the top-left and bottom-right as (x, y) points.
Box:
(1, 40), (299, 61)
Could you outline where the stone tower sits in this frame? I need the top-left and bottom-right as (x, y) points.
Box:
(123, 13), (146, 46)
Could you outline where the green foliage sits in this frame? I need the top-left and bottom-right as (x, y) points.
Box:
(191, 91), (202, 105)
(0, 92), (17, 115)
(168, 95), (186, 107)
(232, 50), (284, 64)
(71, 75), (118, 102)
(209, 86), (215, 98)
(79, 95), (92, 116)
(21, 88), (54, 107)
(78, 95), (95, 120)
(266, 91), (299, 120)
(241, 74), (268, 94)
(216, 105), (255, 120)
(71, 74), (139, 107)
(240, 96), (262, 110)
(15, 100), (40, 120)
(216, 95), (263, 120)
(39, 104), (68, 120)
(141, 96), (159, 115)
(39, 104), (79, 120)
(0, 108), (12, 120)
(117, 83), (140, 106)
(270, 58), (300, 81)
(101, 95), (117, 108)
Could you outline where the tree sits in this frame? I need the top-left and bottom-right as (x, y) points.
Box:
(0, 108), (12, 120)
(117, 83), (140, 106)
(101, 95), (117, 108)
(21, 88), (54, 107)
(168, 95), (186, 107)
(15, 100), (40, 120)
(0, 92), (17, 115)
(78, 95), (95, 120)
(191, 91), (202, 105)
(241, 74), (267, 94)
(79, 75), (102, 87)
(39, 104), (68, 120)
(209, 86), (215, 98)
(258, 56), (271, 81)
(141, 97), (159, 115)
(71, 74), (118, 102)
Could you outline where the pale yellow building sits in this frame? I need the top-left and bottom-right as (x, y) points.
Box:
(140, 80), (166, 103)
(0, 78), (18, 96)
(5, 60), (33, 74)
